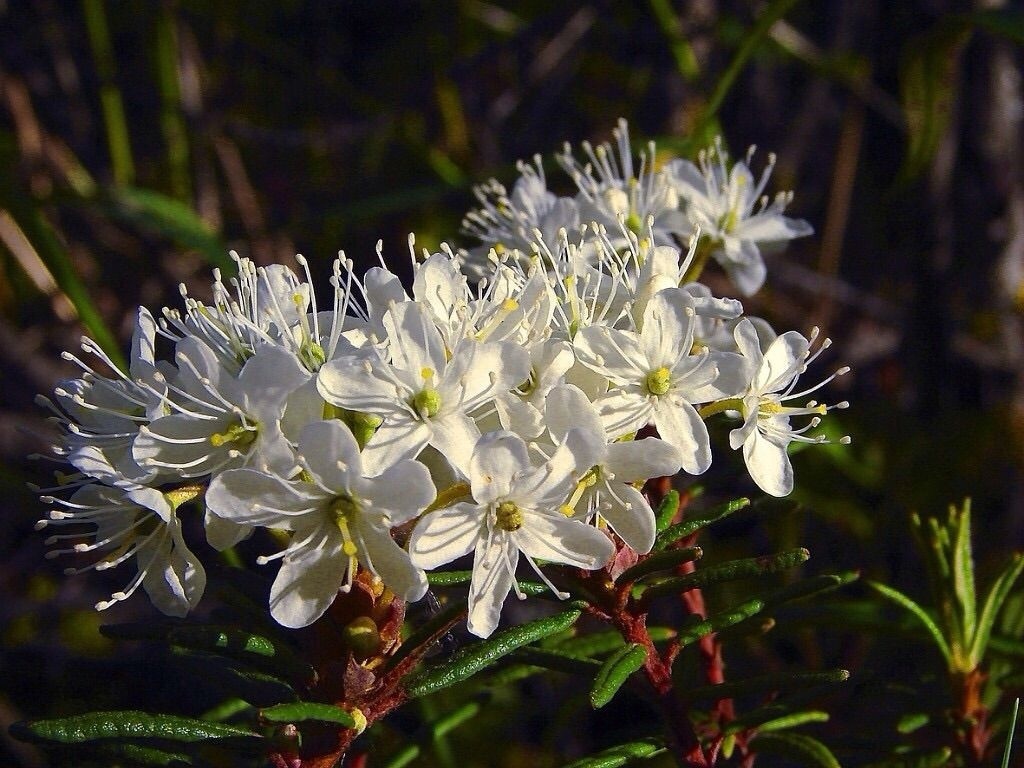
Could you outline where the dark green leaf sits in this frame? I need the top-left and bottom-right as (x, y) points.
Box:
(382, 700), (484, 768)
(725, 706), (829, 735)
(427, 570), (473, 586)
(654, 498), (749, 551)
(751, 731), (841, 768)
(551, 627), (675, 657)
(512, 647), (601, 676)
(259, 702), (355, 727)
(615, 546), (703, 585)
(405, 609), (581, 698)
(560, 737), (665, 768)
(863, 748), (953, 768)
(386, 598), (466, 671)
(169, 647), (296, 707)
(641, 548), (809, 604)
(761, 571), (859, 607)
(590, 643), (647, 709)
(88, 742), (193, 767)
(11, 711), (258, 745)
(676, 596), (768, 647)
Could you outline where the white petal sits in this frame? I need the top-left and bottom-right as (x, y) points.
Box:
(428, 412), (481, 478)
(143, 523), (206, 616)
(467, 535), (517, 638)
(298, 420), (362, 490)
(574, 326), (649, 386)
(743, 429), (793, 497)
(719, 241), (766, 296)
(653, 398), (711, 475)
(469, 431), (532, 504)
(735, 213), (813, 243)
(206, 469), (318, 527)
(593, 390), (653, 439)
(360, 418), (432, 476)
(756, 331), (810, 394)
(640, 289), (694, 369)
(317, 352), (404, 412)
(597, 483), (656, 553)
(409, 502), (485, 570)
(238, 346), (310, 412)
(204, 511), (253, 551)
(604, 438), (681, 483)
(269, 540), (347, 628)
(514, 513), (614, 569)
(359, 526), (428, 602)
(384, 301), (447, 377)
(361, 459), (436, 526)
(544, 384), (603, 444)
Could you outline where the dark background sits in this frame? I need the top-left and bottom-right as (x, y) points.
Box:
(0, 1), (1022, 765)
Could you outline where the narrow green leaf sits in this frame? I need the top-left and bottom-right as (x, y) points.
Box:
(654, 498), (749, 550)
(154, 6), (191, 202)
(427, 570), (473, 586)
(969, 553), (1024, 664)
(552, 627), (675, 657)
(169, 647), (296, 707)
(686, 669), (849, 702)
(642, 548), (809, 604)
(259, 702), (354, 728)
(752, 731), (841, 768)
(896, 712), (931, 734)
(761, 571), (859, 607)
(990, 633), (1024, 658)
(616, 546), (703, 585)
(560, 737), (665, 768)
(11, 711), (258, 745)
(405, 609), (581, 698)
(677, 596), (767, 647)
(725, 705), (826, 735)
(867, 580), (952, 663)
(89, 742), (193, 766)
(655, 490), (681, 533)
(864, 748), (953, 768)
(512, 647), (601, 676)
(105, 187), (231, 271)
(756, 711), (830, 733)
(1001, 697), (1020, 768)
(590, 643), (647, 709)
(952, 500), (977, 645)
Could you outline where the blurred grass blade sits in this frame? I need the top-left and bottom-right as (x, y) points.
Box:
(1002, 697), (1020, 768)
(969, 554), (1024, 664)
(155, 5), (192, 201)
(560, 737), (665, 768)
(686, 0), (804, 151)
(383, 700), (483, 768)
(751, 732), (840, 768)
(82, 0), (135, 186)
(11, 710), (258, 744)
(0, 197), (123, 367)
(867, 580), (952, 664)
(590, 643), (647, 709)
(898, 17), (972, 182)
(648, 0), (700, 82)
(106, 187), (232, 272)
(404, 609), (581, 698)
(259, 702), (354, 728)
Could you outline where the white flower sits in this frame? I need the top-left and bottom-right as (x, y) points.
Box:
(668, 140), (812, 295)
(408, 429), (614, 638)
(38, 483), (205, 616)
(545, 385), (680, 553)
(317, 301), (530, 476)
(42, 308), (168, 487)
(461, 157), (580, 276)
(557, 119), (688, 245)
(729, 319), (849, 496)
(206, 420), (433, 628)
(134, 338), (307, 481)
(493, 339), (575, 439)
(573, 288), (746, 474)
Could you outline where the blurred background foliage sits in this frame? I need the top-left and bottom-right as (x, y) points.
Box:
(0, 0), (1023, 766)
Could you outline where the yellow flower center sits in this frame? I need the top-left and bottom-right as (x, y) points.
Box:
(495, 501), (524, 532)
(645, 367), (672, 396)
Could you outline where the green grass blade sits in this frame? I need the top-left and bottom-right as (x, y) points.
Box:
(969, 553), (1024, 664)
(1001, 697), (1020, 768)
(382, 699), (483, 768)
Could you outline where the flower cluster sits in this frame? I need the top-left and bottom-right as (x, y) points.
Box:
(35, 123), (848, 638)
